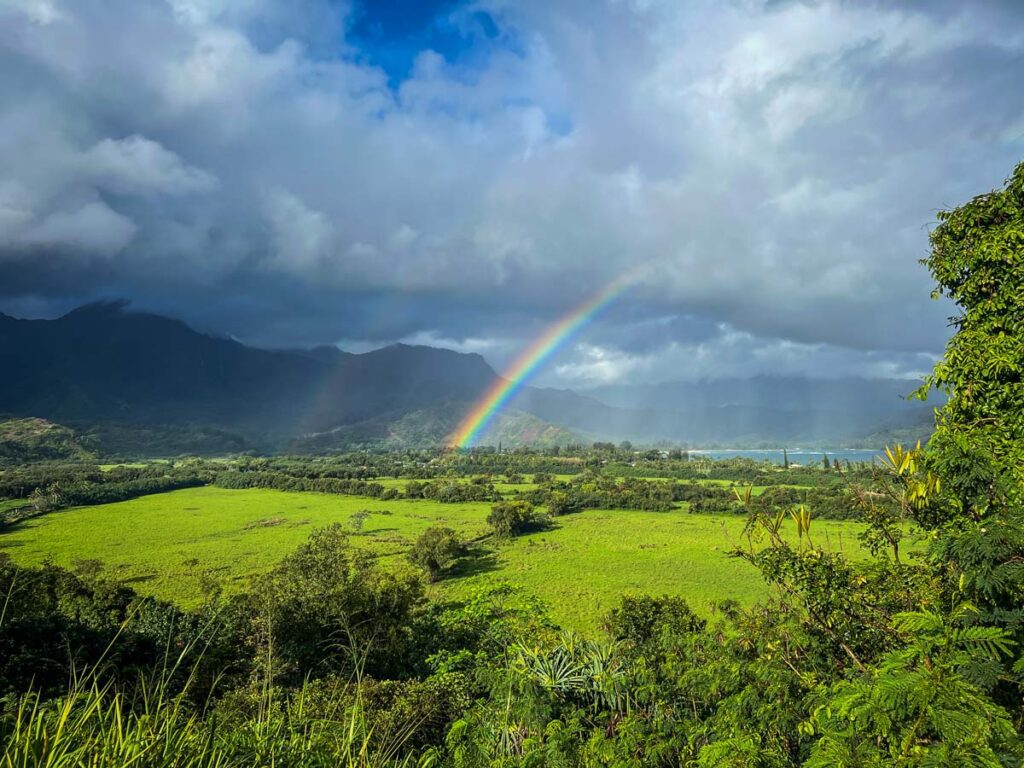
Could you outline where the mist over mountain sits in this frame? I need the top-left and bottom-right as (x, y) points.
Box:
(570, 378), (939, 446)
(585, 377), (925, 416)
(0, 303), (934, 453)
(513, 383), (935, 448)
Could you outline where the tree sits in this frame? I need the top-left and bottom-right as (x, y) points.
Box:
(605, 594), (705, 652)
(806, 610), (1018, 767)
(407, 526), (464, 581)
(913, 160), (1024, 703)
(487, 500), (543, 538)
(348, 509), (370, 533)
(923, 160), (1024, 493)
(255, 524), (425, 680)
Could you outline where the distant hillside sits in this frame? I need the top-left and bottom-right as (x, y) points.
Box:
(568, 377), (938, 447)
(0, 302), (500, 435)
(0, 302), (564, 453)
(0, 302), (936, 453)
(289, 403), (579, 452)
(0, 417), (96, 465)
(509, 382), (934, 448)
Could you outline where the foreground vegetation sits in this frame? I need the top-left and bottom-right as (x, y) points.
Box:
(1, 162), (1023, 765)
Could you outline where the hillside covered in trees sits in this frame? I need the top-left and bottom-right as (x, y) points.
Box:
(0, 303), (928, 453)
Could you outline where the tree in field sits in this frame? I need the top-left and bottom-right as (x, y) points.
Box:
(487, 500), (543, 538)
(407, 525), (464, 581)
(254, 524), (424, 681)
(821, 453), (830, 470)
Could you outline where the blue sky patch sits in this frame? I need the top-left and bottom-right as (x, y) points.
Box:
(347, 0), (505, 88)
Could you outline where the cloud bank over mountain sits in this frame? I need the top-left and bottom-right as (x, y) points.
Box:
(2, 0), (1023, 384)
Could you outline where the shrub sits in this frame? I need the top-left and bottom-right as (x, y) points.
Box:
(605, 594), (705, 650)
(407, 526), (464, 581)
(487, 501), (545, 538)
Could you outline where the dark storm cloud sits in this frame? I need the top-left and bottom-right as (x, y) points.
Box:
(1, 0), (1022, 383)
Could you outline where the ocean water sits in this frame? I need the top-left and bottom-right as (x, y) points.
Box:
(688, 448), (884, 465)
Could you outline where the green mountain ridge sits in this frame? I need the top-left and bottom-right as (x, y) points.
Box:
(288, 403), (579, 452)
(0, 302), (935, 452)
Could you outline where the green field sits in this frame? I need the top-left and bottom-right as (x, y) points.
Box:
(447, 509), (866, 633)
(0, 486), (870, 633)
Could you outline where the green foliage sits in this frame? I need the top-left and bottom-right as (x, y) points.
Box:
(915, 161), (1024, 713)
(806, 610), (1021, 767)
(0, 664), (435, 767)
(487, 501), (546, 538)
(0, 417), (95, 466)
(253, 524), (426, 682)
(605, 594), (705, 652)
(924, 161), (1024, 490)
(408, 526), (465, 581)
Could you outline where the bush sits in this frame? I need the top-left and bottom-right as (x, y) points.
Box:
(407, 526), (464, 581)
(605, 594), (705, 650)
(254, 524), (425, 681)
(487, 501), (545, 538)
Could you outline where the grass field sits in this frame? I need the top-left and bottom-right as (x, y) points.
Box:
(0, 486), (870, 633)
(444, 509), (866, 633)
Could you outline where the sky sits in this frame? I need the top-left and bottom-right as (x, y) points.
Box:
(1, 0), (1023, 388)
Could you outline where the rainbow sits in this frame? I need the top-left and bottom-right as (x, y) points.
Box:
(449, 270), (641, 449)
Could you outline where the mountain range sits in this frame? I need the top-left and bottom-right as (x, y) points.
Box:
(0, 302), (936, 454)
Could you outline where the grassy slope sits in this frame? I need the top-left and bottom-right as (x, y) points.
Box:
(0, 417), (95, 464)
(0, 486), (870, 633)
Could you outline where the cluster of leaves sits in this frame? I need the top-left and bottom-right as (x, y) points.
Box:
(519, 474), (678, 514)
(486, 501), (549, 538)
(214, 465), (501, 504)
(407, 526), (466, 581)
(405, 479), (501, 504)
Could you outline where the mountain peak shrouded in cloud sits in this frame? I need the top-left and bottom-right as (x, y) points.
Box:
(1, 0), (1023, 387)
(0, 303), (934, 450)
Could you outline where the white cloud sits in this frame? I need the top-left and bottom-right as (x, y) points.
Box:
(549, 330), (938, 388)
(82, 135), (217, 195)
(17, 201), (137, 256)
(261, 187), (333, 272)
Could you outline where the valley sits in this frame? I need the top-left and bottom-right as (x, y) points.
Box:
(0, 449), (880, 635)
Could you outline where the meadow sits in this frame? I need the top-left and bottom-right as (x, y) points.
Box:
(0, 484), (870, 633)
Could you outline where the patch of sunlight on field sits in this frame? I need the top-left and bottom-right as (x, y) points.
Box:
(374, 477), (537, 495)
(0, 486), (871, 634)
(439, 508), (868, 634)
(0, 487), (492, 607)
